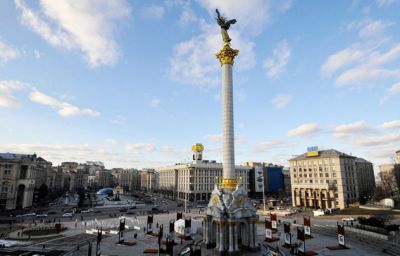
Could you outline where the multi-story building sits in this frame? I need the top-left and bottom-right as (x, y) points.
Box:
(355, 158), (375, 200)
(139, 169), (158, 191)
(114, 168), (139, 191)
(290, 147), (375, 209)
(244, 162), (285, 198)
(0, 153), (37, 209)
(68, 164), (89, 191)
(34, 157), (53, 189)
(95, 169), (112, 188)
(282, 167), (291, 198)
(157, 144), (251, 203)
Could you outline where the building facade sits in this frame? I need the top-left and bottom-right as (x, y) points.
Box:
(355, 158), (375, 200)
(290, 148), (375, 209)
(139, 169), (157, 191)
(244, 162), (285, 197)
(157, 145), (251, 203)
(0, 153), (38, 209)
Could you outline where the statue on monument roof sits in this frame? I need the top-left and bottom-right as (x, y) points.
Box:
(216, 9), (236, 44)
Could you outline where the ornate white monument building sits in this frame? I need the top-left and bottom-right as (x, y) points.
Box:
(202, 10), (259, 255)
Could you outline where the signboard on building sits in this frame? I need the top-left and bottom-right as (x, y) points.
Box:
(307, 146), (319, 157)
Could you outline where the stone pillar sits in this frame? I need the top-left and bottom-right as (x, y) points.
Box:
(204, 219), (209, 244)
(234, 222), (239, 251)
(219, 222), (225, 252)
(215, 222), (220, 249)
(228, 221), (234, 252)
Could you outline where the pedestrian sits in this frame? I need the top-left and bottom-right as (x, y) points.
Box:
(351, 221), (353, 226)
(143, 227), (146, 233)
(156, 223), (159, 228)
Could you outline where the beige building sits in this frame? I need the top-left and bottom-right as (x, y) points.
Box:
(157, 144), (251, 203)
(290, 148), (375, 209)
(0, 153), (38, 209)
(139, 169), (157, 191)
(95, 169), (112, 188)
(113, 168), (139, 191)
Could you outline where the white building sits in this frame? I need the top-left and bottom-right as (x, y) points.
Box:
(157, 144), (251, 203)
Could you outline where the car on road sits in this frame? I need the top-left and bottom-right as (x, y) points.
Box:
(47, 211), (57, 215)
(127, 211), (135, 215)
(24, 212), (36, 217)
(36, 214), (48, 218)
(119, 208), (128, 213)
(341, 217), (355, 221)
(62, 212), (74, 217)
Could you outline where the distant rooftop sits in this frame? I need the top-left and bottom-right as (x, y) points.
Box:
(0, 153), (35, 161)
(290, 149), (355, 161)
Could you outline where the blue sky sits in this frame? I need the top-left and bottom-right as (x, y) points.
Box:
(0, 0), (399, 172)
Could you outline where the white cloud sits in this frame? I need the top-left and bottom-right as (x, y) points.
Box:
(105, 139), (117, 144)
(204, 133), (223, 143)
(168, 0), (287, 86)
(34, 49), (41, 59)
(376, 0), (399, 6)
(29, 89), (100, 117)
(380, 81), (400, 103)
(252, 140), (281, 153)
(0, 80), (26, 108)
(358, 20), (394, 38)
(150, 98), (160, 108)
(263, 40), (291, 78)
(356, 131), (400, 146)
(322, 18), (400, 89)
(125, 143), (156, 153)
(0, 143), (143, 168)
(178, 6), (197, 27)
(204, 133), (245, 144)
(110, 115), (127, 124)
(336, 67), (400, 86)
(380, 119), (400, 129)
(287, 123), (320, 137)
(332, 121), (371, 138)
(271, 94), (292, 109)
(15, 0), (130, 67)
(0, 39), (20, 63)
(197, 0), (271, 36)
(321, 46), (366, 76)
(140, 4), (165, 20)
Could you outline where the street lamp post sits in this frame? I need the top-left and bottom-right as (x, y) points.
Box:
(261, 173), (266, 213)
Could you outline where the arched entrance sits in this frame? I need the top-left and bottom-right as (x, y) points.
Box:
(16, 184), (25, 209)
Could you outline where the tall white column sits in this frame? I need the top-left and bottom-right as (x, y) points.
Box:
(221, 63), (235, 180)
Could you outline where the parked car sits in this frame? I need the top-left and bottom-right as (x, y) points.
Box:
(341, 217), (355, 221)
(119, 208), (128, 213)
(62, 212), (74, 217)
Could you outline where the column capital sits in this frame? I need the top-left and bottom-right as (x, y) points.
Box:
(216, 44), (239, 66)
(221, 178), (237, 189)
